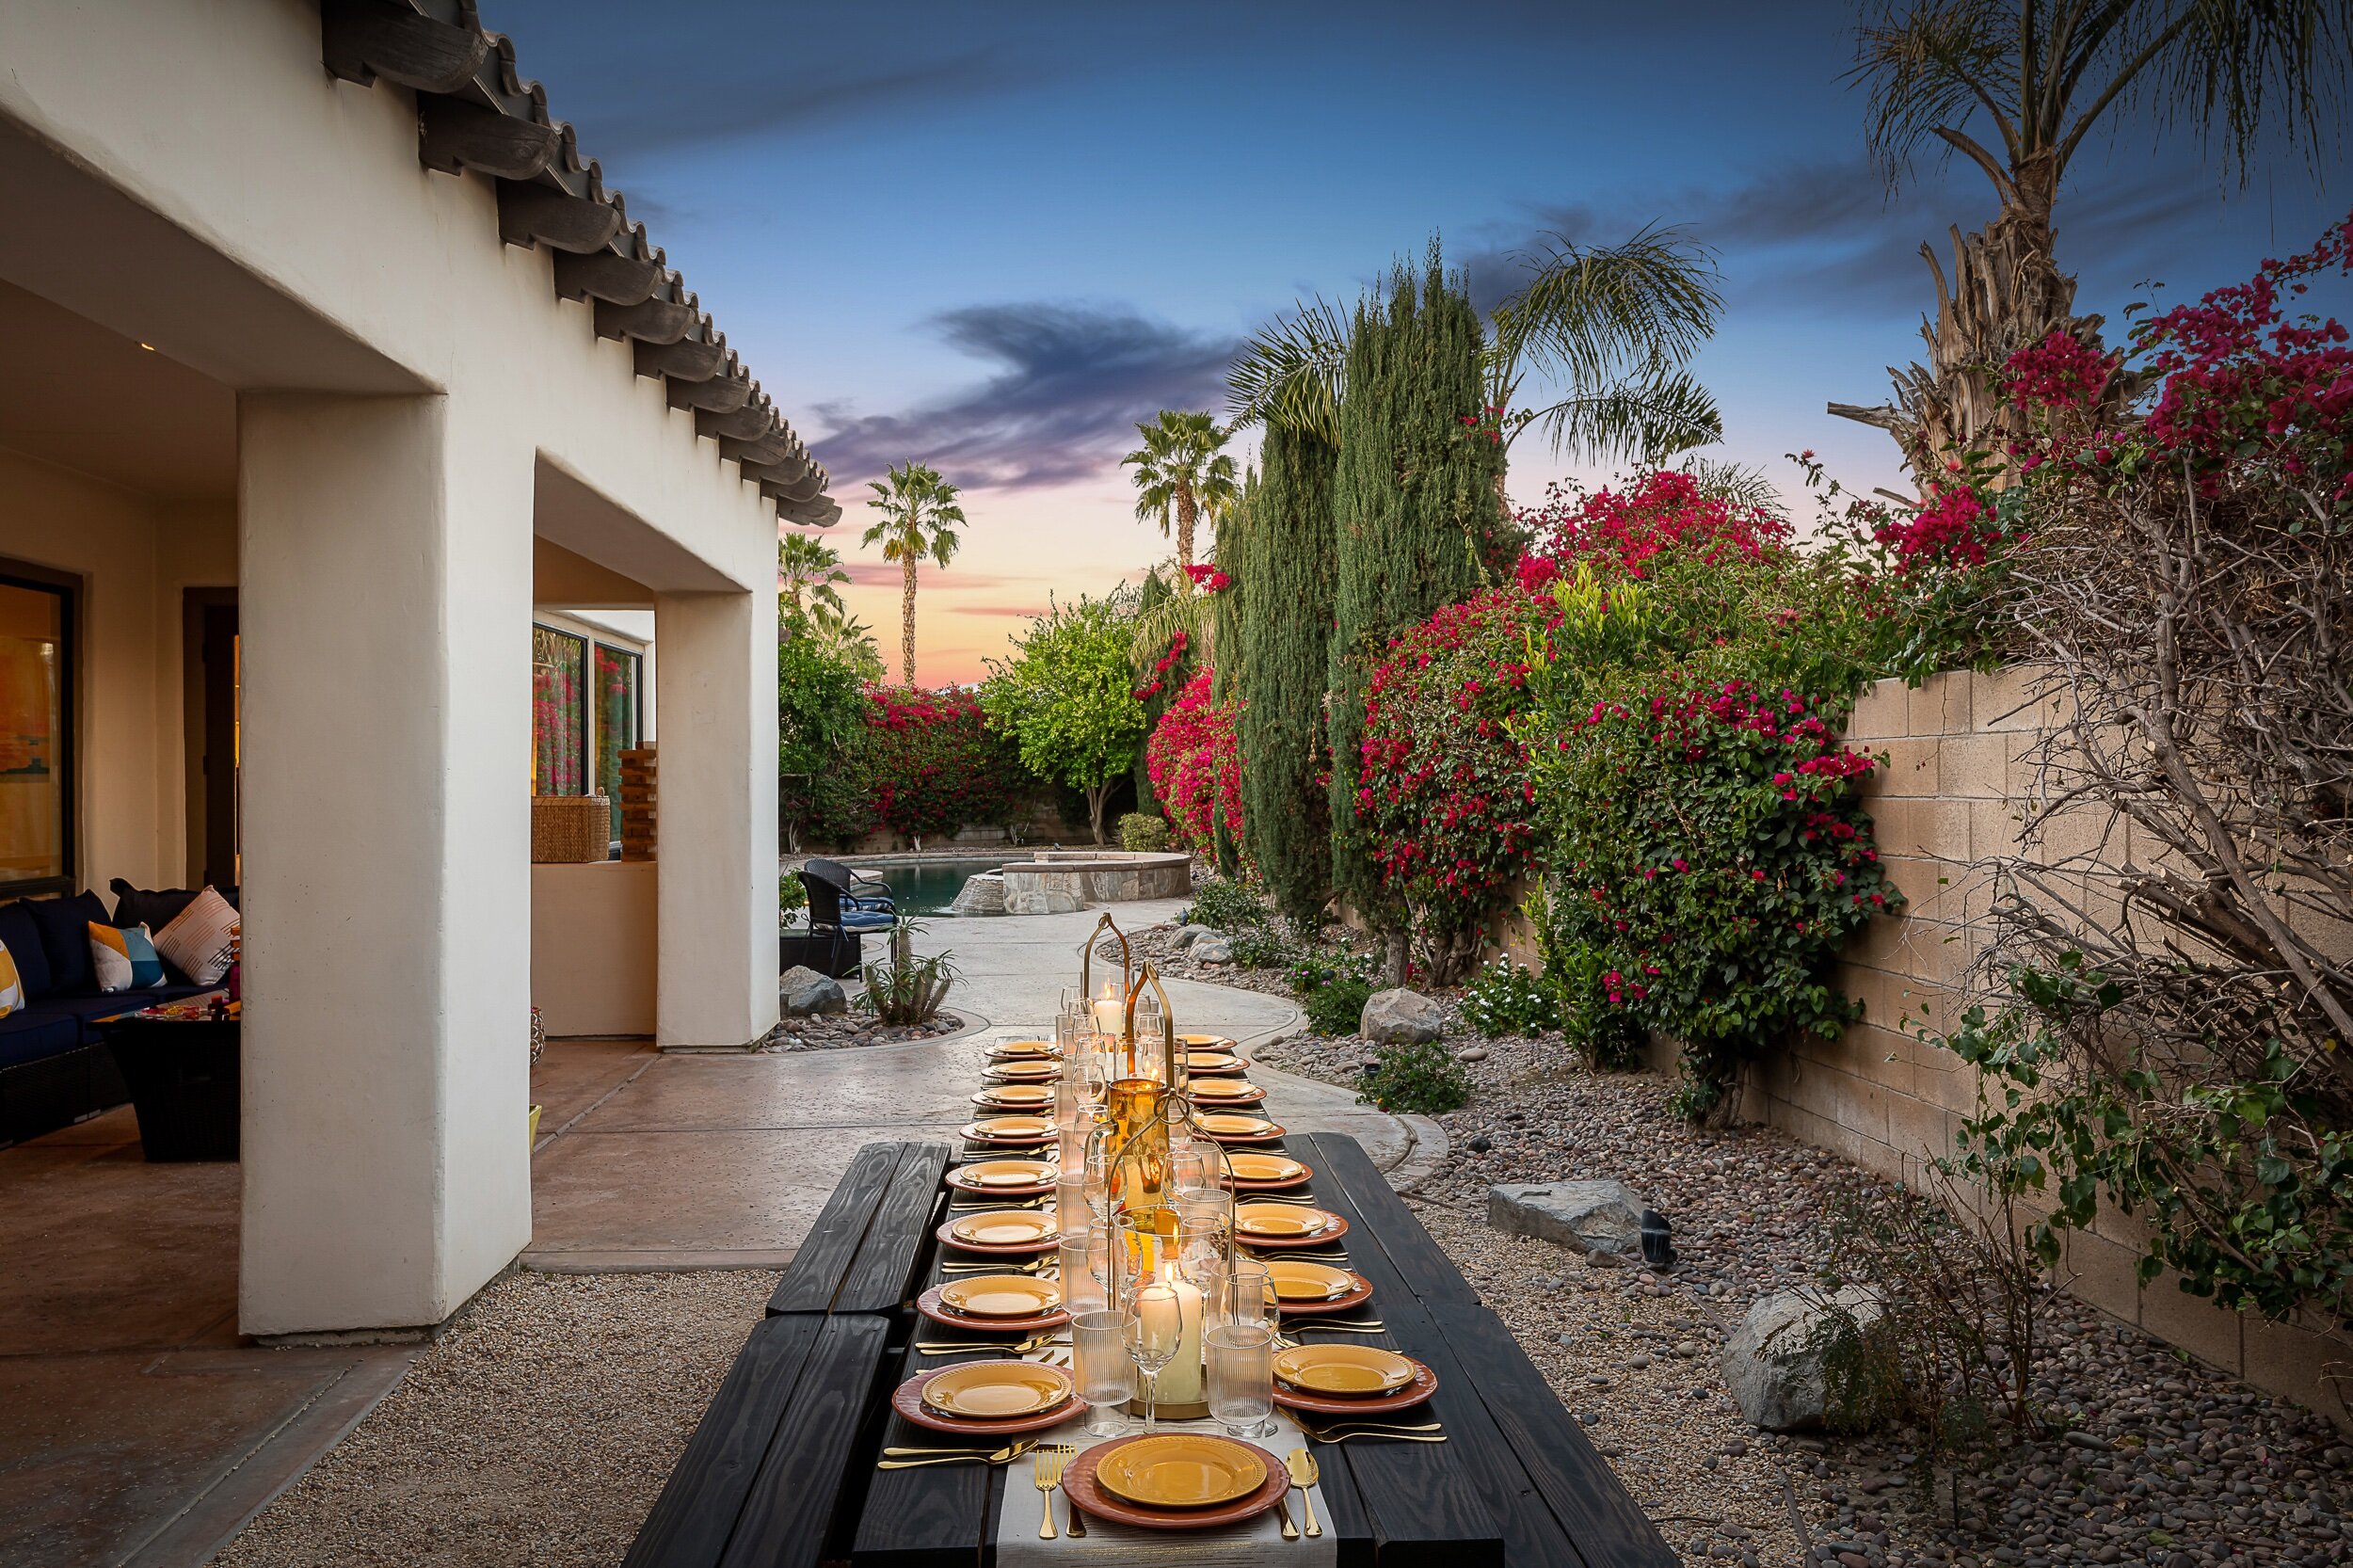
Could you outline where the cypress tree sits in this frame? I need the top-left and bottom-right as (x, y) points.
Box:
(1130, 568), (1176, 815)
(1326, 246), (1503, 973)
(1236, 426), (1338, 926)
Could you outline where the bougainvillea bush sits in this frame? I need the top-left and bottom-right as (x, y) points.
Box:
(1354, 585), (1559, 983)
(1144, 670), (1241, 857)
(1929, 215), (2353, 1326)
(1529, 663), (1897, 1114)
(862, 686), (1027, 843)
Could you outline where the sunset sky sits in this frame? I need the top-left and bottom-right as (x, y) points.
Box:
(492, 0), (2347, 685)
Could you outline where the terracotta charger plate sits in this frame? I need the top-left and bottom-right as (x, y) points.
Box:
(960, 1116), (1056, 1145)
(1233, 1203), (1350, 1247)
(970, 1084), (1054, 1111)
(984, 1061), (1060, 1082)
(914, 1284), (1070, 1336)
(1194, 1115), (1286, 1144)
(891, 1364), (1086, 1437)
(988, 1039), (1057, 1059)
(935, 1209), (1062, 1255)
(1269, 1352), (1438, 1417)
(944, 1158), (1057, 1196)
(1062, 1435), (1290, 1532)
(1223, 1152), (1312, 1192)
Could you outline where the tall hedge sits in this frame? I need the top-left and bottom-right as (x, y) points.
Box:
(1326, 248), (1503, 943)
(1236, 426), (1338, 924)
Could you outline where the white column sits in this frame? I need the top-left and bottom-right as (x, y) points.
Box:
(653, 586), (779, 1049)
(237, 391), (534, 1336)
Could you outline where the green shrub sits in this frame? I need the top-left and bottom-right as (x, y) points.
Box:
(860, 924), (958, 1025)
(1118, 812), (1174, 853)
(1358, 1040), (1472, 1114)
(1226, 927), (1286, 970)
(1460, 956), (1560, 1038)
(1289, 949), (1376, 1036)
(778, 871), (808, 924)
(1186, 877), (1269, 933)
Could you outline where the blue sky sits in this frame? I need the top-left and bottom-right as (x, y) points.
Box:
(489, 0), (2347, 681)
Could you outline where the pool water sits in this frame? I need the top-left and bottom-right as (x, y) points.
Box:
(858, 857), (1006, 916)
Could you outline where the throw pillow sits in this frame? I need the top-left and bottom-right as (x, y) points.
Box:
(154, 887), (239, 985)
(88, 922), (165, 992)
(0, 939), (21, 1016)
(0, 903), (51, 1000)
(109, 877), (238, 932)
(27, 890), (110, 994)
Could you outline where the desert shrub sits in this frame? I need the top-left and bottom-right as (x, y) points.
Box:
(1289, 948), (1376, 1036)
(859, 921), (957, 1025)
(1186, 876), (1269, 933)
(1358, 1039), (1472, 1115)
(1144, 669), (1242, 857)
(1460, 955), (1560, 1038)
(1225, 927), (1286, 970)
(1117, 812), (1174, 853)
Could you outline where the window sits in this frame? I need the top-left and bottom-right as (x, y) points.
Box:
(594, 645), (641, 808)
(531, 625), (587, 795)
(0, 566), (74, 895)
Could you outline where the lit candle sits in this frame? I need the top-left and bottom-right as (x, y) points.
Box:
(1159, 1272), (1206, 1404)
(1091, 981), (1125, 1040)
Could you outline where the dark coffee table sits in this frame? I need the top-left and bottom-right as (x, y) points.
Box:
(101, 994), (240, 1161)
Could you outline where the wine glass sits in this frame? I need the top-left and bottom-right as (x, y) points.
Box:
(1176, 1192), (1233, 1287)
(1124, 1280), (1182, 1432)
(1168, 1131), (1220, 1198)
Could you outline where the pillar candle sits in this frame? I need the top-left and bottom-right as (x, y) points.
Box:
(1159, 1273), (1206, 1404)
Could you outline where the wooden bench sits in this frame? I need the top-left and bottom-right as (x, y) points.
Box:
(622, 1139), (947, 1568)
(767, 1139), (951, 1316)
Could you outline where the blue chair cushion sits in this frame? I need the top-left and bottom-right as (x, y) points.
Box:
(0, 1010), (81, 1071)
(840, 908), (898, 933)
(25, 986), (207, 1045)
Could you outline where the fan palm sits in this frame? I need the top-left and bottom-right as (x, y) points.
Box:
(1123, 411), (1239, 576)
(805, 604), (886, 682)
(1227, 227), (1724, 477)
(778, 531), (850, 619)
(861, 461), (966, 685)
(1834, 0), (2351, 474)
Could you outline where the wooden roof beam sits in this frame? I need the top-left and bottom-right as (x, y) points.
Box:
(419, 96), (556, 178)
(322, 0), (488, 92)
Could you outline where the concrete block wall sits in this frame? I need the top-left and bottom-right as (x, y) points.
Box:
(1745, 668), (2350, 1427)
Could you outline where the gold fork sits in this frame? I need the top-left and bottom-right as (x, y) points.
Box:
(1051, 1444), (1085, 1537)
(1033, 1446), (1066, 1538)
(877, 1438), (1039, 1469)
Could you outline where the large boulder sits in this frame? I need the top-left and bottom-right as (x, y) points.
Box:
(781, 966), (848, 1017)
(1190, 933), (1235, 964)
(1486, 1179), (1650, 1257)
(1720, 1287), (1885, 1432)
(1360, 987), (1443, 1044)
(1170, 923), (1216, 951)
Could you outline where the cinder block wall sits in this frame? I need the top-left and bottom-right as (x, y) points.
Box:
(1744, 668), (2349, 1427)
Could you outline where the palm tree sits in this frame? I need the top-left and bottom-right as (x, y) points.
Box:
(860, 461), (966, 685)
(1123, 411), (1239, 577)
(1834, 0), (2351, 475)
(1228, 227), (1724, 486)
(807, 605), (887, 682)
(778, 531), (850, 619)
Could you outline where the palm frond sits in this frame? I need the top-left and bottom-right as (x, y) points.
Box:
(1670, 456), (1788, 519)
(1489, 225), (1722, 401)
(1126, 583), (1212, 676)
(1850, 0), (2019, 192)
(1225, 297), (1351, 442)
(1521, 369), (1725, 467)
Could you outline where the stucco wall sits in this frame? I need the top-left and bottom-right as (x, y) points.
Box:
(1745, 669), (2350, 1426)
(0, 448), (234, 896)
(532, 860), (656, 1037)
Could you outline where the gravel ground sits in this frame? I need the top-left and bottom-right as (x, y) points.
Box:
(1255, 1017), (2353, 1567)
(768, 1007), (967, 1050)
(216, 1270), (775, 1568)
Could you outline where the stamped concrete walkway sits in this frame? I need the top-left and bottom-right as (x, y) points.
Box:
(522, 898), (1426, 1272)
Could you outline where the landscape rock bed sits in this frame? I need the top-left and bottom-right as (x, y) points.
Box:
(767, 1009), (968, 1051)
(1246, 974), (2350, 1567)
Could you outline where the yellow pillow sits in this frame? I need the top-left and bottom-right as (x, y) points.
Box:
(0, 939), (20, 1017)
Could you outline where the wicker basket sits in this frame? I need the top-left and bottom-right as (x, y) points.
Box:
(532, 793), (612, 863)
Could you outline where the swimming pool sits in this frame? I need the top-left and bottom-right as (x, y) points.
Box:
(853, 857), (1006, 916)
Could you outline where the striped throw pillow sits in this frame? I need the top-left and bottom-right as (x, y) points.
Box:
(154, 887), (240, 985)
(89, 921), (166, 992)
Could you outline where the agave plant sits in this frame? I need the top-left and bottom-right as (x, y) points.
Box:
(859, 920), (958, 1025)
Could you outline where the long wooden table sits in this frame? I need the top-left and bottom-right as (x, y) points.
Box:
(627, 1117), (1676, 1567)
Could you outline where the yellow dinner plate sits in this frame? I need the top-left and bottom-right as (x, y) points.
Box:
(938, 1274), (1063, 1318)
(990, 1039), (1056, 1057)
(974, 1083), (1053, 1106)
(953, 1159), (1054, 1188)
(1095, 1433), (1268, 1508)
(972, 1116), (1053, 1139)
(1189, 1078), (1253, 1098)
(1267, 1260), (1355, 1302)
(1226, 1153), (1305, 1183)
(1184, 1051), (1241, 1073)
(1196, 1113), (1274, 1136)
(1177, 1033), (1232, 1048)
(1273, 1344), (1416, 1396)
(950, 1209), (1059, 1247)
(921, 1361), (1074, 1418)
(987, 1061), (1059, 1081)
(1234, 1202), (1324, 1239)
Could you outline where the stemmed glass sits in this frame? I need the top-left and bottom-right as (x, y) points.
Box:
(1176, 1191), (1234, 1288)
(1124, 1279), (1182, 1432)
(1168, 1129), (1220, 1199)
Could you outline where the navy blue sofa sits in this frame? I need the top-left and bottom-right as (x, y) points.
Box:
(0, 886), (219, 1148)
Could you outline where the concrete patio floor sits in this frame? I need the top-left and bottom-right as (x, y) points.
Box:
(0, 896), (1420, 1565)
